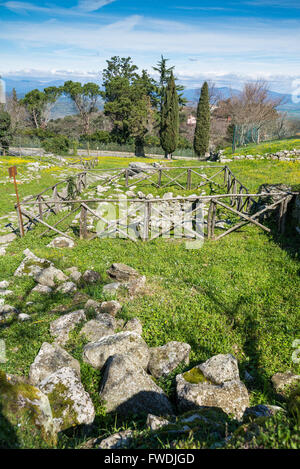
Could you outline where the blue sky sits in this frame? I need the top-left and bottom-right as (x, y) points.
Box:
(0, 0), (300, 92)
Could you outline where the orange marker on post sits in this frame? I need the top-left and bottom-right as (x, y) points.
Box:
(9, 166), (24, 237)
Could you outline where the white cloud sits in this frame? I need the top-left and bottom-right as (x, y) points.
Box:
(77, 0), (116, 12)
(2, 0), (116, 16)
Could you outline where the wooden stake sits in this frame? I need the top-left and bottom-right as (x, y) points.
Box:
(9, 166), (24, 237)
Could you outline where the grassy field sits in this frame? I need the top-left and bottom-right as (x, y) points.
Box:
(223, 138), (300, 157)
(0, 154), (299, 449)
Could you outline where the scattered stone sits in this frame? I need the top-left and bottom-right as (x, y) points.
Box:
(84, 299), (101, 313)
(98, 430), (134, 449)
(56, 281), (77, 294)
(199, 354), (240, 385)
(18, 313), (31, 322)
(124, 317), (143, 335)
(99, 354), (173, 416)
(127, 275), (146, 296)
(39, 367), (95, 432)
(82, 270), (102, 284)
(0, 370), (56, 445)
(271, 372), (300, 395)
(29, 342), (81, 386)
(148, 341), (191, 378)
(50, 310), (86, 345)
(0, 233), (16, 244)
(14, 249), (52, 278)
(99, 300), (122, 317)
(32, 284), (52, 295)
(0, 289), (13, 297)
(243, 404), (284, 421)
(0, 304), (17, 321)
(34, 266), (68, 288)
(176, 355), (249, 420)
(146, 414), (170, 431)
(107, 263), (140, 282)
(80, 318), (115, 343)
(0, 280), (9, 289)
(102, 282), (121, 295)
(47, 237), (75, 249)
(83, 331), (149, 370)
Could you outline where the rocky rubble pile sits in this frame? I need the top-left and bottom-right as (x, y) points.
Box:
(220, 149), (300, 162)
(1, 253), (299, 448)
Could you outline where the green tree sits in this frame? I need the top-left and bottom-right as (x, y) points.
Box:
(160, 72), (179, 159)
(153, 55), (186, 111)
(21, 87), (62, 129)
(63, 81), (101, 136)
(0, 110), (12, 155)
(102, 57), (157, 156)
(193, 81), (210, 159)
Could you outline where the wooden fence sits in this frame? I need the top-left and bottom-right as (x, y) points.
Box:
(14, 164), (297, 242)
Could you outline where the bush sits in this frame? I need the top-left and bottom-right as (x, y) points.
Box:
(41, 135), (70, 154)
(81, 130), (111, 144)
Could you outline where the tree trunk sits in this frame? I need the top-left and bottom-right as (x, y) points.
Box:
(135, 138), (145, 157)
(164, 151), (171, 159)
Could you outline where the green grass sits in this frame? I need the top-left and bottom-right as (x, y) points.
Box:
(223, 138), (300, 157)
(0, 154), (299, 449)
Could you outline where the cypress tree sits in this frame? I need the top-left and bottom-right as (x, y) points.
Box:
(160, 72), (179, 159)
(194, 81), (210, 159)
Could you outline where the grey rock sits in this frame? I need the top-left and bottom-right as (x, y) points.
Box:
(146, 414), (170, 431)
(102, 282), (121, 295)
(84, 299), (101, 312)
(0, 371), (56, 444)
(199, 354), (240, 385)
(29, 342), (81, 386)
(34, 266), (68, 288)
(14, 249), (52, 278)
(50, 310), (86, 345)
(127, 275), (146, 296)
(0, 280), (9, 289)
(82, 270), (102, 284)
(80, 319), (115, 343)
(271, 371), (300, 394)
(32, 284), (52, 295)
(148, 341), (191, 378)
(99, 354), (173, 416)
(99, 300), (122, 317)
(0, 233), (16, 244)
(39, 367), (95, 432)
(176, 371), (249, 420)
(56, 281), (77, 294)
(47, 237), (75, 249)
(0, 304), (17, 321)
(107, 263), (140, 282)
(18, 313), (31, 322)
(124, 317), (143, 335)
(98, 430), (133, 449)
(244, 404), (284, 420)
(83, 331), (149, 370)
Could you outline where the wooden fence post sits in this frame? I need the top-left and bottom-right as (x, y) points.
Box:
(143, 201), (151, 241)
(278, 197), (289, 234)
(158, 169), (162, 187)
(125, 169), (129, 187)
(80, 205), (88, 239)
(187, 169), (192, 190)
(38, 195), (43, 220)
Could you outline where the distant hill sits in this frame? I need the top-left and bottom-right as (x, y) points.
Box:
(183, 86), (300, 118)
(3, 76), (300, 119)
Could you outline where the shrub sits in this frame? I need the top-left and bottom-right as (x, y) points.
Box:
(41, 135), (70, 154)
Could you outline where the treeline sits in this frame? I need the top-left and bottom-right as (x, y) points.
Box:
(1, 56), (298, 157)
(0, 56), (211, 158)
